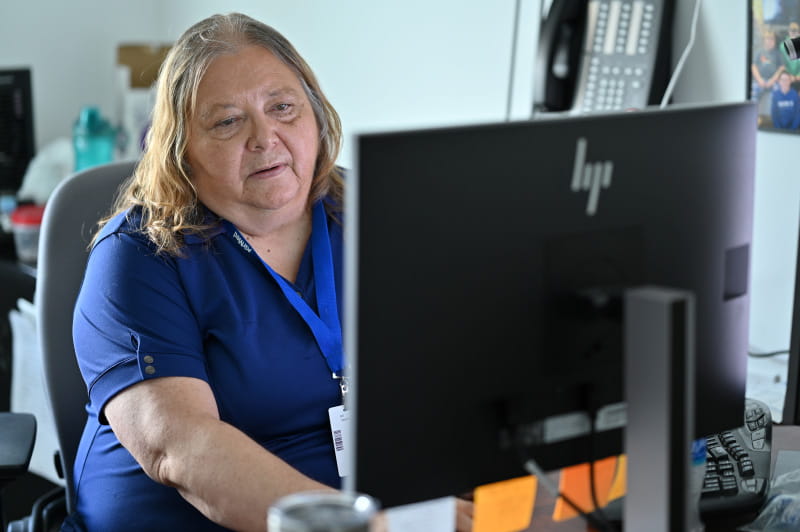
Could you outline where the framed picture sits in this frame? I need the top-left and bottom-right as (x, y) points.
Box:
(750, 0), (800, 132)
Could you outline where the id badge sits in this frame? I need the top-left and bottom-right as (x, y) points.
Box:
(328, 405), (351, 477)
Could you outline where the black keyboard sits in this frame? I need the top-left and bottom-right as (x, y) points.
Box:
(594, 397), (772, 527)
(700, 397), (772, 518)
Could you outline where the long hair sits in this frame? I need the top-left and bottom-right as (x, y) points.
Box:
(98, 12), (343, 255)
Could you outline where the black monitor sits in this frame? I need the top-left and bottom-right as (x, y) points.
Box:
(346, 102), (757, 508)
(0, 68), (35, 193)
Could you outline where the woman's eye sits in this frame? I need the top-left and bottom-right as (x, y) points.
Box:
(273, 103), (293, 113)
(214, 117), (239, 129)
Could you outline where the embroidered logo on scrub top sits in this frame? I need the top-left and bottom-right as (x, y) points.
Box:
(232, 231), (252, 253)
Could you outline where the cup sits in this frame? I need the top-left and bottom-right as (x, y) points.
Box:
(10, 204), (45, 265)
(267, 491), (379, 532)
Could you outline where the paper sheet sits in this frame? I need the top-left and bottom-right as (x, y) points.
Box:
(9, 299), (63, 485)
(385, 496), (456, 532)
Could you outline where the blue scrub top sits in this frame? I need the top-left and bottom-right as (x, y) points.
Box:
(69, 200), (343, 531)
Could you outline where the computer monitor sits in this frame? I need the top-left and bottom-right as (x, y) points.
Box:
(345, 102), (756, 508)
(0, 68), (35, 193)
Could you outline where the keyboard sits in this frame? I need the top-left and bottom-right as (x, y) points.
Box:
(594, 397), (772, 527)
(700, 397), (772, 518)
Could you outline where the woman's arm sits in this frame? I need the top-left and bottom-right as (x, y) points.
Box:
(105, 375), (333, 532)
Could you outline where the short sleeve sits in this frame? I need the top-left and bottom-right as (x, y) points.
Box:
(73, 230), (209, 422)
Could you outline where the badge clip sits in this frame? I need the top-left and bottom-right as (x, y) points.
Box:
(332, 372), (349, 407)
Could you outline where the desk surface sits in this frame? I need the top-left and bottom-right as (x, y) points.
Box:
(521, 425), (800, 532)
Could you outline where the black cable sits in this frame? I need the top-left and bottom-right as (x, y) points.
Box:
(505, 0), (522, 121)
(581, 379), (618, 532)
(748, 349), (790, 358)
(587, 414), (619, 532)
(514, 437), (616, 532)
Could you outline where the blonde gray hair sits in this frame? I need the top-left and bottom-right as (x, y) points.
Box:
(99, 12), (343, 255)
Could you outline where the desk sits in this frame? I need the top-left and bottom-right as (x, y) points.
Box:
(520, 425), (800, 532)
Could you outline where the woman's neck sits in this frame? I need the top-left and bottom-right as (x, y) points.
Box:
(238, 207), (313, 283)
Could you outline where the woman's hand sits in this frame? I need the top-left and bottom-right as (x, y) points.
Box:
(455, 497), (474, 531)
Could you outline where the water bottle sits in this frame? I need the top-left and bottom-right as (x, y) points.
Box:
(73, 106), (116, 172)
(687, 437), (707, 532)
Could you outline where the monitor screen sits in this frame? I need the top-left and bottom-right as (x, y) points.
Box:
(0, 68), (35, 193)
(346, 102), (757, 508)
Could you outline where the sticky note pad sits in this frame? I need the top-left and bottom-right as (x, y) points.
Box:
(552, 455), (618, 522)
(473, 475), (537, 532)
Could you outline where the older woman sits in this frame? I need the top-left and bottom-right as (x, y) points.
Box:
(68, 12), (473, 532)
(69, 12), (346, 532)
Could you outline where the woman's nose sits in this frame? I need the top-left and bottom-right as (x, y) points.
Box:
(246, 115), (278, 151)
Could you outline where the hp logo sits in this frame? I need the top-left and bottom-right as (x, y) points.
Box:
(571, 138), (613, 216)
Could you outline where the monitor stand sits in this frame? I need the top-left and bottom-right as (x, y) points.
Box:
(624, 287), (696, 532)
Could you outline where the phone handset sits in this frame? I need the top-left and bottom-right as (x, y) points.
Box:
(532, 0), (589, 115)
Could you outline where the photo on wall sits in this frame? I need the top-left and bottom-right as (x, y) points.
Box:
(750, 0), (800, 132)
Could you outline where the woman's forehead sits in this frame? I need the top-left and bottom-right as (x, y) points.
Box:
(193, 46), (305, 112)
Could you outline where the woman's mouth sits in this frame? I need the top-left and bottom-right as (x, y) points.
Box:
(250, 163), (287, 178)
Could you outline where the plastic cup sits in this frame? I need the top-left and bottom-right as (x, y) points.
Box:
(267, 491), (379, 532)
(10, 204), (45, 265)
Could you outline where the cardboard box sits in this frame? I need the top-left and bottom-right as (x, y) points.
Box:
(117, 44), (171, 88)
(116, 44), (171, 159)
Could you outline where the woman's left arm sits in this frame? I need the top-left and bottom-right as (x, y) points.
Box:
(105, 375), (334, 532)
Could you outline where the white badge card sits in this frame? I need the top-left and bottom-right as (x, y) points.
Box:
(328, 405), (351, 477)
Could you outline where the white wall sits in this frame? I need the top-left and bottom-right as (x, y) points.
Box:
(159, 0), (541, 169)
(0, 0), (166, 149)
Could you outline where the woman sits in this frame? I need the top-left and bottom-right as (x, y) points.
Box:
(68, 12), (471, 532)
(69, 12), (346, 532)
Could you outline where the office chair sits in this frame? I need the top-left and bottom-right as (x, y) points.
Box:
(7, 161), (136, 532)
(0, 412), (36, 530)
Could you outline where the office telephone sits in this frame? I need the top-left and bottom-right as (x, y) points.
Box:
(533, 0), (675, 116)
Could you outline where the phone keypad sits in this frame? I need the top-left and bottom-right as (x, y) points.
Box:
(576, 0), (661, 113)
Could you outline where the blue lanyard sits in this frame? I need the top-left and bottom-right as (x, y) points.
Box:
(224, 201), (344, 377)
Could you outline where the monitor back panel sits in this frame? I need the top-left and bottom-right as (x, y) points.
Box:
(348, 102), (756, 507)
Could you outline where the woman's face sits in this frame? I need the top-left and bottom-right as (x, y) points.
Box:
(186, 45), (320, 223)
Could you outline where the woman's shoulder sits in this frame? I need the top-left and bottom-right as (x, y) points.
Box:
(94, 207), (147, 247)
(86, 208), (177, 280)
(91, 207), (176, 264)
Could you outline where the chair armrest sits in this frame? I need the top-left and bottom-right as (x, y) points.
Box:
(0, 413), (36, 485)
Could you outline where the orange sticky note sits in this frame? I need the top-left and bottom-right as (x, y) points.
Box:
(607, 454), (627, 502)
(552, 455), (618, 522)
(473, 475), (538, 532)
